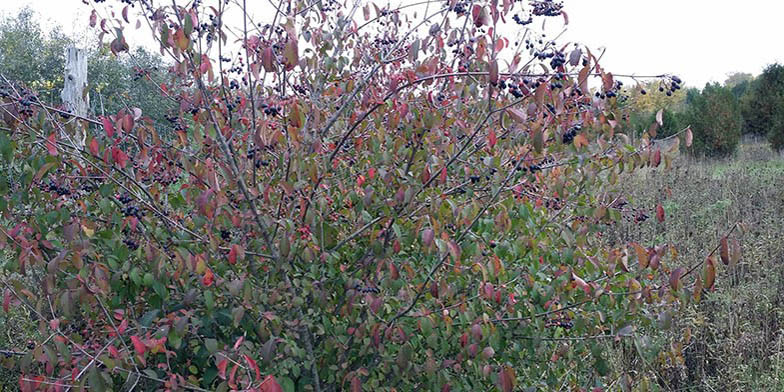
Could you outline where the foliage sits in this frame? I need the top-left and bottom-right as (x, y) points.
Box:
(741, 64), (784, 149)
(0, 7), (73, 100)
(724, 72), (753, 100)
(682, 83), (742, 157)
(0, 1), (732, 391)
(625, 81), (687, 114)
(0, 8), (172, 131)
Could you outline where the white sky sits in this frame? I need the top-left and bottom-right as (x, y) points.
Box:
(2, 0), (784, 88)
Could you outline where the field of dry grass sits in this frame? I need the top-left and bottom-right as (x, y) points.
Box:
(606, 140), (784, 391)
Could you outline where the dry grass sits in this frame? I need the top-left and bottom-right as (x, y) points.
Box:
(607, 141), (784, 391)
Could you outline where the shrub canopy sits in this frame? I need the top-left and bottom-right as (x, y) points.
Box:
(0, 1), (735, 391)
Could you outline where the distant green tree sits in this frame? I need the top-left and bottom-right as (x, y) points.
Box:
(740, 64), (784, 149)
(725, 72), (754, 99)
(0, 7), (73, 102)
(0, 8), (172, 131)
(684, 83), (742, 157)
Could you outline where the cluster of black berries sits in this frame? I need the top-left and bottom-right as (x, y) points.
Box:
(544, 197), (564, 210)
(531, 0), (564, 17)
(123, 205), (144, 219)
(220, 230), (231, 241)
(451, 1), (469, 15)
(594, 80), (625, 100)
(117, 193), (133, 204)
(352, 284), (380, 294)
(151, 172), (179, 187)
(562, 124), (581, 144)
(229, 80), (240, 90)
(131, 67), (150, 81)
(164, 114), (186, 131)
(123, 237), (139, 250)
(549, 51), (566, 69)
(545, 317), (573, 329)
(372, 36), (398, 48)
(46, 180), (71, 196)
(658, 75), (682, 96)
(512, 14), (533, 26)
(622, 207), (649, 224)
(260, 103), (280, 116)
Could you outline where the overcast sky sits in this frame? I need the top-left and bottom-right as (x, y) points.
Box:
(2, 0), (784, 88)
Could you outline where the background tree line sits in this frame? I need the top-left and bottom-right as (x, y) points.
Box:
(621, 65), (784, 157)
(0, 8), (172, 132)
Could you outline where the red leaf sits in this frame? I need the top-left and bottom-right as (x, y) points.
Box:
(2, 289), (10, 313)
(260, 375), (283, 392)
(439, 167), (447, 184)
(498, 367), (515, 392)
(121, 114), (134, 133)
(202, 269), (214, 287)
(283, 39), (298, 71)
(130, 335), (146, 356)
(228, 245), (238, 265)
(350, 376), (361, 392)
(102, 116), (115, 138)
(244, 354), (261, 381)
(217, 358), (228, 380)
(114, 148), (128, 169)
(488, 129), (497, 149)
(705, 256), (717, 290)
(489, 60), (498, 85)
(669, 267), (685, 291)
(720, 237), (729, 265)
(89, 11), (97, 28)
(89, 138), (99, 156)
(656, 204), (665, 223)
(262, 47), (276, 72)
(46, 133), (58, 156)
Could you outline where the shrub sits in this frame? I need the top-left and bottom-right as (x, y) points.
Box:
(0, 1), (734, 391)
(684, 83), (742, 157)
(741, 64), (784, 150)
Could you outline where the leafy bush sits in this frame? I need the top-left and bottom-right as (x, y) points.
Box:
(0, 1), (734, 391)
(683, 83), (742, 157)
(741, 64), (784, 149)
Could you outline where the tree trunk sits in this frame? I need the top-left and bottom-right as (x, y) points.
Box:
(61, 47), (88, 147)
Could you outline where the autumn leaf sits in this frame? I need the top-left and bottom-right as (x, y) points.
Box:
(46, 133), (58, 156)
(705, 255), (717, 290)
(720, 237), (729, 265)
(102, 116), (115, 138)
(130, 335), (146, 356)
(656, 204), (665, 223)
(260, 375), (283, 392)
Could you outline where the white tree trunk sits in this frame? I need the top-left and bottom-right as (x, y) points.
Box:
(61, 47), (89, 147)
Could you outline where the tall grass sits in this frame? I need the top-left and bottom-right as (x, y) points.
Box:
(608, 141), (784, 391)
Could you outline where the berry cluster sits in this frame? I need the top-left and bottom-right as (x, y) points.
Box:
(260, 103), (281, 116)
(351, 284), (380, 294)
(658, 75), (682, 96)
(512, 14), (533, 26)
(123, 237), (139, 250)
(531, 0), (564, 17)
(123, 205), (144, 219)
(451, 1), (469, 15)
(46, 180), (71, 197)
(562, 124), (581, 144)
